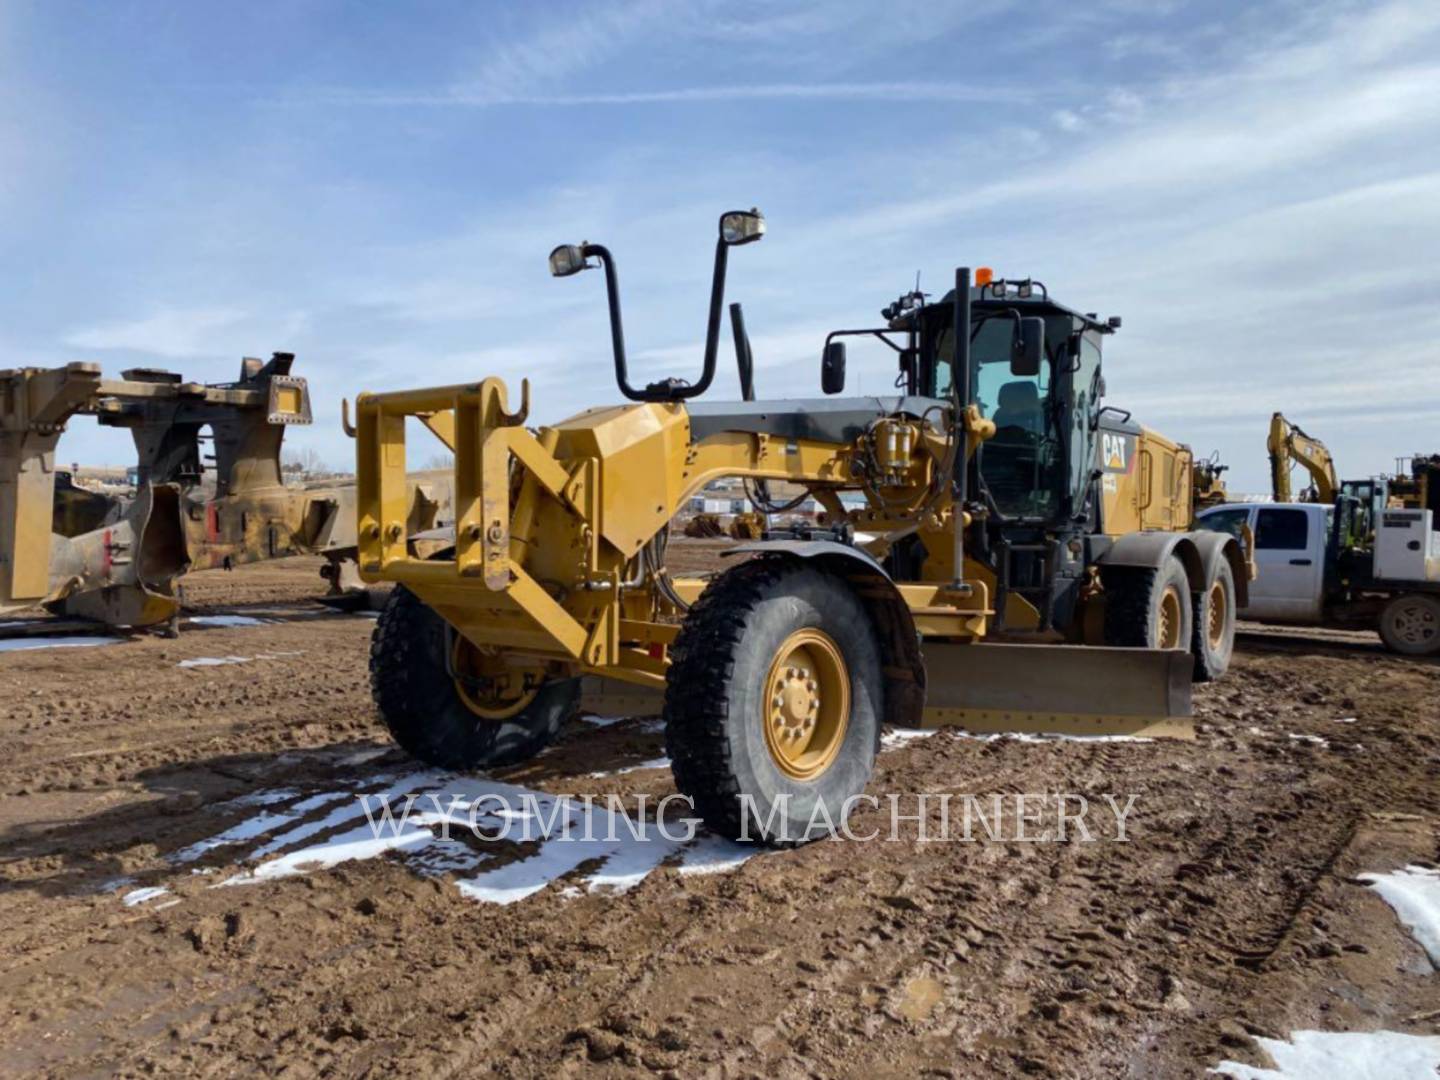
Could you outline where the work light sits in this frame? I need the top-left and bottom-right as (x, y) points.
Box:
(548, 244), (590, 277)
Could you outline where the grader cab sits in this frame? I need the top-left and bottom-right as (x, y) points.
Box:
(352, 209), (1247, 843)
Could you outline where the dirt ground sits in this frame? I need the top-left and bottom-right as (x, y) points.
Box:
(1, 548), (1437, 1078)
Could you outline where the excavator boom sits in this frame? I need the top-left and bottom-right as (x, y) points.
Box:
(1267, 412), (1338, 504)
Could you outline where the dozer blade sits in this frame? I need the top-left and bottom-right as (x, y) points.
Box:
(580, 643), (1193, 740)
(917, 642), (1193, 740)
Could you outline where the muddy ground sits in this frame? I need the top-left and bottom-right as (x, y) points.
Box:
(0, 548), (1437, 1077)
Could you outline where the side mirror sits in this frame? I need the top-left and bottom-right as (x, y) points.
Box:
(1010, 317), (1045, 377)
(719, 209), (766, 246)
(821, 341), (847, 395)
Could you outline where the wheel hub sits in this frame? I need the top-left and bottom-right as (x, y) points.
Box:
(1392, 602), (1437, 644)
(1158, 585), (1183, 650)
(762, 629), (849, 781)
(1206, 580), (1227, 650)
(451, 636), (543, 720)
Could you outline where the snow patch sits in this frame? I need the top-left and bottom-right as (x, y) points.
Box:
(881, 729), (937, 750)
(579, 715), (628, 729)
(121, 886), (170, 907)
(339, 746), (391, 766)
(1287, 733), (1330, 749)
(883, 728), (1152, 750)
(1210, 1029), (1440, 1079)
(0, 635), (119, 653)
(1359, 864), (1440, 969)
(187, 615), (277, 627)
(178, 650), (303, 668)
(587, 756), (670, 778)
(957, 730), (1153, 744)
(137, 770), (760, 908)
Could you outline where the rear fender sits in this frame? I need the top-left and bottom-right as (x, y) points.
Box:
(1185, 530), (1250, 608)
(1095, 531), (1204, 594)
(725, 540), (924, 728)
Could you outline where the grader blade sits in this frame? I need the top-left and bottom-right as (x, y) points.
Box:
(581, 643), (1193, 740)
(917, 643), (1194, 740)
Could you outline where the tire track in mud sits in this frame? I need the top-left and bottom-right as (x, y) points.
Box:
(3, 556), (1440, 1076)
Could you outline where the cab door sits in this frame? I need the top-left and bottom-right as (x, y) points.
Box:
(1248, 506), (1325, 621)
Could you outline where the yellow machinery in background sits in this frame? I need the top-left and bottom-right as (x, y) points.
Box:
(1268, 412), (1338, 504)
(351, 210), (1248, 843)
(0, 354), (451, 631)
(727, 510), (766, 540)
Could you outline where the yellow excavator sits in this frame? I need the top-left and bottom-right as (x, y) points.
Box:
(349, 209), (1248, 843)
(1267, 412), (1338, 504)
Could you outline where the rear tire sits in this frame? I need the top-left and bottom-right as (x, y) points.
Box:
(665, 558), (883, 845)
(1377, 593), (1440, 656)
(1191, 559), (1236, 681)
(1103, 556), (1194, 651)
(370, 586), (578, 769)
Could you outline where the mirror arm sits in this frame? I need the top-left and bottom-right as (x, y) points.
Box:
(584, 239), (728, 403)
(582, 243), (647, 403)
(688, 236), (727, 400)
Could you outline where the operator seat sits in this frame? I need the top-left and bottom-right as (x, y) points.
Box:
(992, 381), (1042, 434)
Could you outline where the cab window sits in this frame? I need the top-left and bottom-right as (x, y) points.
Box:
(1255, 507), (1310, 550)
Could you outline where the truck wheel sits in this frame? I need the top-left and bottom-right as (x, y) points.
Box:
(1377, 593), (1440, 657)
(1103, 556), (1194, 651)
(664, 558), (883, 846)
(370, 586), (578, 769)
(1191, 559), (1237, 681)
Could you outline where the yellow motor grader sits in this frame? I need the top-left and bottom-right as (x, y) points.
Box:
(351, 210), (1247, 843)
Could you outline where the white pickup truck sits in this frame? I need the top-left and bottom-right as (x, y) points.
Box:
(1195, 502), (1440, 656)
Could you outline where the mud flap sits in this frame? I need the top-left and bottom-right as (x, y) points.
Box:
(581, 643), (1193, 740)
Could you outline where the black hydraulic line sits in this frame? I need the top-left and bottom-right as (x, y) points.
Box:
(729, 301), (755, 401)
(951, 267), (972, 594)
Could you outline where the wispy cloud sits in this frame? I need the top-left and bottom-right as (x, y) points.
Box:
(7, 0), (1440, 494)
(64, 308), (308, 360)
(296, 80), (1036, 109)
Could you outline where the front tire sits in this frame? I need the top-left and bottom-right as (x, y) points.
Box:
(1378, 593), (1440, 656)
(664, 559), (883, 845)
(370, 586), (578, 769)
(1191, 558), (1237, 681)
(1103, 555), (1194, 652)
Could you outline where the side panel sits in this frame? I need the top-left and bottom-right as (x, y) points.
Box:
(1096, 421), (1193, 536)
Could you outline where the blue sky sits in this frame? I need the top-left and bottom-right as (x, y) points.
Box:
(2, 0), (1437, 492)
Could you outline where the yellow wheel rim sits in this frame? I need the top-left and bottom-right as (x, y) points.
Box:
(1206, 580), (1227, 651)
(1158, 585), (1183, 650)
(761, 628), (849, 781)
(451, 636), (542, 721)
